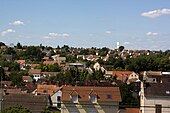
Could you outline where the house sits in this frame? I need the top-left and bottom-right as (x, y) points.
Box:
(43, 60), (58, 65)
(1, 93), (52, 113)
(4, 88), (23, 94)
(15, 60), (26, 70)
(112, 71), (139, 84)
(42, 72), (60, 78)
(61, 86), (122, 113)
(102, 65), (114, 78)
(0, 81), (12, 88)
(51, 55), (66, 65)
(28, 69), (42, 81)
(93, 62), (101, 71)
(126, 72), (140, 84)
(140, 82), (170, 113)
(143, 71), (162, 83)
(1, 55), (13, 61)
(37, 85), (62, 108)
(22, 76), (33, 83)
(161, 72), (170, 83)
(51, 88), (62, 108)
(37, 84), (60, 96)
(69, 63), (85, 72)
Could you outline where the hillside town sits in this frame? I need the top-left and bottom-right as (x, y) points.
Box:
(0, 42), (170, 113)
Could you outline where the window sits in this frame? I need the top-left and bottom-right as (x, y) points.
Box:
(89, 95), (97, 103)
(57, 103), (61, 108)
(57, 96), (61, 101)
(106, 94), (112, 99)
(155, 104), (162, 113)
(71, 95), (78, 103)
(43, 89), (48, 93)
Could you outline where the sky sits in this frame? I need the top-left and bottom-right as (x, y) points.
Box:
(0, 0), (170, 50)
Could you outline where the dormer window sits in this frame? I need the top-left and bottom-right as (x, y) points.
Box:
(70, 89), (79, 103)
(43, 89), (48, 93)
(106, 94), (112, 99)
(89, 95), (97, 103)
(71, 95), (78, 103)
(89, 89), (97, 104)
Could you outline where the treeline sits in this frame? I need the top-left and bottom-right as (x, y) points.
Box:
(97, 55), (170, 72)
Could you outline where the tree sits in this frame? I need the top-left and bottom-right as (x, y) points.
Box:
(9, 72), (24, 86)
(1, 105), (31, 113)
(16, 42), (22, 49)
(0, 42), (6, 46)
(118, 46), (125, 52)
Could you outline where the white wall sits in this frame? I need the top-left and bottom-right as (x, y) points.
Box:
(51, 90), (62, 107)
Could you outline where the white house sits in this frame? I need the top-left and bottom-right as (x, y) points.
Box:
(143, 71), (162, 83)
(140, 82), (170, 113)
(93, 62), (101, 71)
(51, 89), (62, 109)
(28, 69), (42, 81)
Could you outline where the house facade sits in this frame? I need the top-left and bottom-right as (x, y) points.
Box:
(143, 71), (162, 83)
(37, 84), (61, 108)
(112, 71), (139, 84)
(61, 86), (122, 113)
(140, 82), (170, 113)
(28, 69), (42, 81)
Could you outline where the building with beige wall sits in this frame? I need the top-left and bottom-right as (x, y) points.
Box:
(140, 82), (170, 113)
(61, 86), (122, 113)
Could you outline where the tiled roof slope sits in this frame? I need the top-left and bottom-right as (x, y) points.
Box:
(62, 86), (122, 102)
(145, 83), (170, 96)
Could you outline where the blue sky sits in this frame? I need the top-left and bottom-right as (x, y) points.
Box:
(0, 0), (170, 50)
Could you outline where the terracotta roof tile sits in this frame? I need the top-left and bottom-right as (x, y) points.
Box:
(62, 86), (122, 102)
(126, 108), (140, 113)
(28, 69), (41, 74)
(15, 60), (26, 65)
(37, 85), (60, 96)
(112, 71), (134, 83)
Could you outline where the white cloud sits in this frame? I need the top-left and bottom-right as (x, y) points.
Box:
(48, 33), (70, 37)
(105, 31), (112, 34)
(141, 8), (170, 18)
(9, 20), (24, 26)
(1, 29), (15, 36)
(123, 42), (130, 45)
(146, 32), (158, 36)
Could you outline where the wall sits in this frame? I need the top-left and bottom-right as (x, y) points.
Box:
(61, 102), (119, 113)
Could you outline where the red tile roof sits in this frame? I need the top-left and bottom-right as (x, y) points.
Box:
(15, 60), (26, 65)
(22, 76), (33, 82)
(28, 69), (41, 74)
(42, 72), (60, 75)
(43, 61), (58, 65)
(62, 86), (122, 102)
(37, 85), (60, 96)
(126, 108), (140, 113)
(112, 71), (134, 83)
